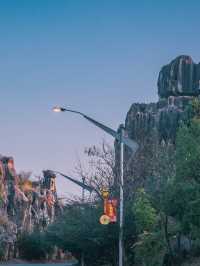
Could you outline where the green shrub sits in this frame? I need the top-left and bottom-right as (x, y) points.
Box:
(18, 231), (52, 260)
(134, 231), (166, 266)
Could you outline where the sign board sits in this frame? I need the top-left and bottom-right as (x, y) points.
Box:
(99, 214), (110, 225)
(104, 199), (117, 223)
(101, 188), (109, 199)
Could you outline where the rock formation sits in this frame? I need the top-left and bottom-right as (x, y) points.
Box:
(118, 55), (200, 196)
(0, 157), (62, 260)
(158, 55), (200, 98)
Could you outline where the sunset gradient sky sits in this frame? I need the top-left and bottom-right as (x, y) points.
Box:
(0, 0), (199, 196)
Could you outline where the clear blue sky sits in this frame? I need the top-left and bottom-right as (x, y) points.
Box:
(0, 0), (199, 196)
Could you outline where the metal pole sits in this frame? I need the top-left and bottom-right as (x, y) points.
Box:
(119, 125), (124, 266)
(81, 177), (85, 266)
(82, 177), (85, 203)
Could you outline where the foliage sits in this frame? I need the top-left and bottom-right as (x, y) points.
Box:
(133, 188), (157, 234)
(152, 116), (200, 264)
(164, 118), (200, 239)
(176, 119), (200, 184)
(134, 231), (166, 266)
(132, 188), (166, 266)
(18, 231), (53, 260)
(192, 98), (200, 117)
(46, 202), (118, 266)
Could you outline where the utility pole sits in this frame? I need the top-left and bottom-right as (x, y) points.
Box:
(82, 177), (86, 203)
(81, 177), (85, 266)
(119, 125), (124, 266)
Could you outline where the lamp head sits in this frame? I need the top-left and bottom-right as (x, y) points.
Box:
(52, 106), (66, 112)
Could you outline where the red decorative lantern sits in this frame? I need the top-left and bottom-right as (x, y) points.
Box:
(104, 199), (117, 223)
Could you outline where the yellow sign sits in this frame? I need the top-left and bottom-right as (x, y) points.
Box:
(101, 188), (109, 199)
(99, 214), (110, 225)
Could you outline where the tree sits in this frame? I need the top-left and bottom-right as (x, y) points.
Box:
(45, 141), (137, 265)
(18, 231), (52, 260)
(167, 118), (200, 235)
(75, 140), (117, 200)
(132, 188), (167, 266)
(46, 202), (118, 266)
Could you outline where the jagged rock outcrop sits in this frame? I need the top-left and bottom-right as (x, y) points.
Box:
(125, 55), (200, 147)
(0, 157), (62, 260)
(125, 95), (193, 145)
(119, 55), (199, 196)
(158, 55), (200, 98)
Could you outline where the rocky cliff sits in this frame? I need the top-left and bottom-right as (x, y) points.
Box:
(0, 157), (62, 260)
(158, 55), (200, 98)
(121, 55), (200, 196)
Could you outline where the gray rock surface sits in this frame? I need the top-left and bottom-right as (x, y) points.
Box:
(125, 95), (193, 145)
(125, 56), (200, 148)
(124, 56), (199, 152)
(116, 56), (200, 198)
(158, 55), (200, 98)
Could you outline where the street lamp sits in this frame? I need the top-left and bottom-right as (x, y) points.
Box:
(52, 106), (139, 266)
(52, 106), (65, 112)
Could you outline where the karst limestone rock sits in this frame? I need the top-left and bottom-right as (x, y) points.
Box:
(158, 55), (200, 98)
(116, 55), (200, 197)
(0, 157), (62, 260)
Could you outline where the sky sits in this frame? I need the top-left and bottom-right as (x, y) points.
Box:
(0, 0), (200, 197)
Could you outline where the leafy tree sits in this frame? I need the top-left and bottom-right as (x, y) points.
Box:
(166, 118), (200, 236)
(133, 188), (157, 234)
(132, 188), (167, 266)
(46, 202), (118, 266)
(155, 114), (200, 264)
(134, 230), (166, 266)
(176, 119), (200, 184)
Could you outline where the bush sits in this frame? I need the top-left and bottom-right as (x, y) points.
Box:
(134, 231), (166, 266)
(46, 203), (119, 266)
(18, 231), (52, 260)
